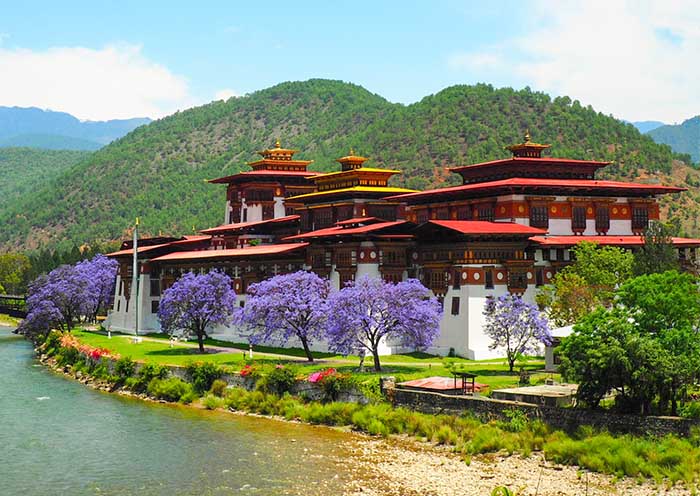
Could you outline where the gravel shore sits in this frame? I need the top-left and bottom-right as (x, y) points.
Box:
(344, 437), (691, 496)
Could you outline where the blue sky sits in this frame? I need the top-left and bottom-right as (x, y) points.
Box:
(0, 1), (697, 122)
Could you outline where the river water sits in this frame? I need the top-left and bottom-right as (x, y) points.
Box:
(0, 326), (366, 495)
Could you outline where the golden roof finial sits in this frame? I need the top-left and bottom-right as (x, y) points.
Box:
(275, 138), (281, 148)
(349, 147), (355, 156)
(524, 129), (531, 143)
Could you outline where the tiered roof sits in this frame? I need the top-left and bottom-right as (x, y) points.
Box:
(288, 150), (415, 203)
(208, 139), (321, 184)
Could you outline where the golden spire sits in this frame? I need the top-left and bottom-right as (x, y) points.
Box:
(350, 147), (355, 156)
(275, 138), (281, 148)
(524, 129), (531, 143)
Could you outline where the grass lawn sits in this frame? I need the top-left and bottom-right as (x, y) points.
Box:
(74, 329), (557, 393)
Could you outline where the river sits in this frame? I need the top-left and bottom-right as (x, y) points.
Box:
(0, 326), (368, 495)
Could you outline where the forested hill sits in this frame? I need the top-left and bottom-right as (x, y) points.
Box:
(649, 116), (700, 163)
(2, 79), (699, 251)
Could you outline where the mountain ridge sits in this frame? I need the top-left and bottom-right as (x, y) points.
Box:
(2, 79), (698, 251)
(649, 116), (700, 163)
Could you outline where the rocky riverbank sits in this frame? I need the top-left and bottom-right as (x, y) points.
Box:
(37, 351), (693, 495)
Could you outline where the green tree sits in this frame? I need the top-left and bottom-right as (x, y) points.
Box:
(633, 220), (680, 276)
(536, 241), (633, 326)
(0, 253), (31, 294)
(559, 271), (700, 415)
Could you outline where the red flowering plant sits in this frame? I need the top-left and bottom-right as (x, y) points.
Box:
(59, 332), (119, 361)
(307, 368), (353, 401)
(239, 364), (259, 378)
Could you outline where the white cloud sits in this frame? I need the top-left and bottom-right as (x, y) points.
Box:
(449, 0), (700, 122)
(214, 88), (239, 101)
(0, 44), (196, 120)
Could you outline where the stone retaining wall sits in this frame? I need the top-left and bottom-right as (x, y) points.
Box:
(392, 387), (700, 437)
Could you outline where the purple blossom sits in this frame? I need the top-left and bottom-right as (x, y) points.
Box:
(19, 254), (118, 336)
(326, 275), (442, 371)
(237, 271), (329, 361)
(157, 270), (237, 352)
(483, 294), (552, 372)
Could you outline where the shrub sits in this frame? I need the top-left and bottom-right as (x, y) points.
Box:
(258, 365), (297, 395)
(180, 391), (198, 405)
(186, 362), (223, 395)
(147, 377), (194, 402)
(56, 346), (81, 366)
(115, 356), (136, 379)
(497, 409), (529, 433)
(209, 379), (228, 398)
(203, 394), (226, 410)
(129, 363), (168, 392)
(679, 402), (700, 419)
(43, 331), (62, 356)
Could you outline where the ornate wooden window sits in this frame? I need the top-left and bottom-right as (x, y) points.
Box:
(508, 270), (528, 291)
(368, 204), (397, 221)
(451, 297), (460, 316)
(452, 268), (461, 290)
(382, 271), (403, 284)
(335, 205), (354, 222)
(632, 207), (649, 232)
(310, 250), (331, 269)
(300, 211), (311, 231)
(484, 268), (494, 289)
(435, 207), (450, 220)
(529, 205), (549, 228)
(595, 206), (610, 233)
(262, 203), (275, 220)
(229, 208), (241, 224)
(415, 208), (429, 223)
(338, 271), (355, 287)
(455, 205), (472, 220)
(380, 248), (406, 267)
(535, 267), (544, 287)
(335, 249), (356, 268)
(477, 204), (495, 222)
(572, 206), (587, 232)
(313, 208), (334, 229)
(245, 189), (274, 203)
(149, 278), (161, 297)
(285, 206), (296, 217)
(426, 270), (448, 295)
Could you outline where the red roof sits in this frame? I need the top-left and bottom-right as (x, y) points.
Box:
(208, 170), (322, 184)
(531, 235), (700, 247)
(334, 216), (380, 226)
(427, 220), (546, 235)
(150, 243), (309, 262)
(200, 215), (299, 235)
(388, 177), (685, 202)
(448, 156), (610, 173)
(106, 243), (172, 257)
(284, 221), (408, 240)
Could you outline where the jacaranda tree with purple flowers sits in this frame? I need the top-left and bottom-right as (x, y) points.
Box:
(483, 294), (551, 372)
(237, 271), (329, 362)
(326, 275), (442, 371)
(18, 254), (118, 338)
(158, 270), (237, 352)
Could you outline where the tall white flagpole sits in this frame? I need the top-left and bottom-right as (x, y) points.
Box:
(132, 217), (140, 337)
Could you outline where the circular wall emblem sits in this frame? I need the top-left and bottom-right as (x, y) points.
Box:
(612, 207), (618, 214)
(500, 206), (506, 214)
(412, 252), (418, 260)
(518, 205), (525, 214)
(550, 206), (558, 214)
(527, 272), (533, 280)
(369, 251), (376, 259)
(546, 271), (552, 279)
(587, 207), (593, 214)
(474, 272), (480, 281)
(360, 252), (365, 260)
(622, 207), (628, 214)
(497, 272), (504, 281)
(462, 272), (468, 280)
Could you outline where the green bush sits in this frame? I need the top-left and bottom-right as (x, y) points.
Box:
(43, 331), (62, 356)
(129, 363), (168, 392)
(679, 402), (700, 419)
(209, 379), (228, 397)
(258, 365), (297, 395)
(186, 361), (223, 395)
(147, 377), (194, 402)
(203, 394), (226, 410)
(56, 346), (81, 366)
(114, 356), (136, 379)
